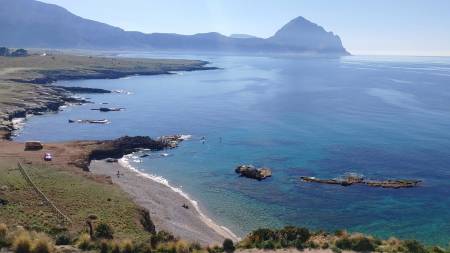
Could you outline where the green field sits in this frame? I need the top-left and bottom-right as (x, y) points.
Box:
(0, 159), (150, 242)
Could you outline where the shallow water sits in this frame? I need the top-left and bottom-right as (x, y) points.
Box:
(14, 54), (450, 245)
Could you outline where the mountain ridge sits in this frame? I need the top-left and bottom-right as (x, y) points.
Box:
(0, 0), (350, 55)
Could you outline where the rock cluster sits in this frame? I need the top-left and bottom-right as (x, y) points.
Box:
(235, 165), (272, 181)
(300, 174), (421, 189)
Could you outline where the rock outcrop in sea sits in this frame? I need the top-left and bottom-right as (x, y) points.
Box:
(235, 165), (272, 180)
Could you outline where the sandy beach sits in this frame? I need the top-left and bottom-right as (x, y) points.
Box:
(90, 159), (238, 246)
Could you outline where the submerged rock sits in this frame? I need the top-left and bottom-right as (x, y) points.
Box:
(300, 173), (421, 189)
(235, 165), (272, 181)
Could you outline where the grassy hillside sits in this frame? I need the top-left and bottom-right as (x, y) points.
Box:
(0, 144), (150, 242)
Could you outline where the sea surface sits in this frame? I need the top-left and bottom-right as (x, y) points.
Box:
(14, 53), (450, 245)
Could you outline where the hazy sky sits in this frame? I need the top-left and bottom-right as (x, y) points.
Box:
(40, 0), (450, 56)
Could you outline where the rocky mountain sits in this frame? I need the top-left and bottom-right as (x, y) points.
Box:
(0, 0), (349, 55)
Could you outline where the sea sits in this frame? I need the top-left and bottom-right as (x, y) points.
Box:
(13, 53), (450, 245)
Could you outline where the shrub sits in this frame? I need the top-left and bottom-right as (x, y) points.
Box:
(55, 233), (71, 245)
(31, 236), (54, 253)
(175, 240), (190, 253)
(330, 246), (342, 253)
(294, 239), (304, 250)
(429, 246), (446, 253)
(206, 245), (223, 253)
(157, 241), (177, 253)
(278, 226), (310, 243)
(150, 231), (175, 248)
(262, 240), (275, 250)
(77, 233), (92, 251)
(13, 233), (32, 253)
(95, 223), (114, 239)
(222, 239), (235, 253)
(0, 223), (8, 247)
(121, 239), (134, 253)
(189, 242), (202, 252)
(140, 209), (156, 235)
(111, 241), (121, 253)
(139, 243), (153, 253)
(351, 236), (376, 252)
(0, 47), (10, 56)
(249, 229), (276, 243)
(403, 240), (427, 253)
(335, 237), (352, 250)
(99, 240), (109, 253)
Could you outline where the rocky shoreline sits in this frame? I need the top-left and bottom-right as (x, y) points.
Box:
(0, 86), (87, 140)
(0, 53), (216, 140)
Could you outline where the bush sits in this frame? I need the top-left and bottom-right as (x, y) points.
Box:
(55, 233), (71, 245)
(121, 239), (134, 253)
(189, 242), (202, 252)
(249, 229), (276, 243)
(262, 240), (275, 250)
(429, 246), (446, 253)
(31, 236), (54, 253)
(140, 209), (156, 235)
(278, 226), (310, 243)
(95, 223), (114, 239)
(335, 237), (352, 250)
(403, 240), (427, 253)
(351, 236), (376, 252)
(150, 231), (175, 248)
(111, 241), (121, 253)
(330, 246), (342, 253)
(99, 240), (109, 253)
(13, 233), (32, 253)
(0, 47), (10, 56)
(77, 233), (92, 251)
(222, 239), (235, 253)
(139, 243), (153, 253)
(157, 241), (177, 253)
(0, 223), (8, 247)
(206, 245), (223, 253)
(175, 240), (190, 253)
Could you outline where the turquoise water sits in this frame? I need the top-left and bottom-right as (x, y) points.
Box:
(14, 54), (450, 245)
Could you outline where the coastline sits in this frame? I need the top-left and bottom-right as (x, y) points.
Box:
(90, 158), (239, 245)
(0, 52), (215, 140)
(0, 52), (234, 244)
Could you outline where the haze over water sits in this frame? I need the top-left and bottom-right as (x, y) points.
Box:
(15, 54), (450, 245)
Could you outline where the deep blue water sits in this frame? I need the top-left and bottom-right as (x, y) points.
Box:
(14, 54), (450, 245)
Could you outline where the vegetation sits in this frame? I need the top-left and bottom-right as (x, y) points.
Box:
(222, 239), (235, 253)
(95, 223), (114, 240)
(238, 226), (450, 253)
(0, 47), (28, 57)
(0, 161), (150, 241)
(1, 223), (450, 253)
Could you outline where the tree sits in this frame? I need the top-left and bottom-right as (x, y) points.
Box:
(11, 49), (28, 57)
(0, 47), (10, 56)
(223, 239), (235, 253)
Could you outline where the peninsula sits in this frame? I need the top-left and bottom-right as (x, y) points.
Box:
(0, 51), (214, 139)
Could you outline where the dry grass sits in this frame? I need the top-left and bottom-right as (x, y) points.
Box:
(0, 156), (149, 242)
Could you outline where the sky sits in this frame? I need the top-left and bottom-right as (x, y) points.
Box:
(39, 0), (450, 56)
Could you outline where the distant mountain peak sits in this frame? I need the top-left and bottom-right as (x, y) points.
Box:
(268, 16), (348, 54)
(0, 1), (349, 55)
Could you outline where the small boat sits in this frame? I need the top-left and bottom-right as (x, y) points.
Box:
(68, 119), (110, 124)
(91, 107), (124, 112)
(88, 119), (110, 124)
